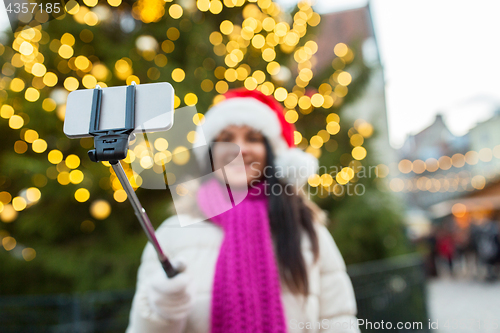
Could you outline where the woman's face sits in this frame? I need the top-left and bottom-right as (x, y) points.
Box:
(212, 125), (267, 187)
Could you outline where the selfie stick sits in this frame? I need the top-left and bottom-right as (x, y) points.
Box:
(86, 83), (181, 278)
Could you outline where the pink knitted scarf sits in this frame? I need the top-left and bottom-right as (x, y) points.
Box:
(197, 178), (288, 333)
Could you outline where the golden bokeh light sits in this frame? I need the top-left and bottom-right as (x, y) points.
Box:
(10, 78), (25, 92)
(220, 20), (234, 35)
(22, 248), (36, 261)
(32, 139), (47, 153)
(65, 154), (81, 169)
(337, 71), (352, 86)
(171, 68), (185, 82)
(184, 93), (198, 106)
(57, 172), (70, 185)
(326, 122), (340, 135)
(471, 175), (485, 190)
(310, 135), (323, 149)
(43, 72), (58, 87)
(308, 174), (320, 187)
(451, 153), (465, 168)
(108, 0), (122, 6)
(114, 189), (127, 202)
(58, 44), (74, 59)
(285, 110), (298, 123)
(9, 115), (24, 129)
(26, 187), (41, 202)
(389, 178), (405, 192)
(2, 236), (16, 251)
(375, 164), (389, 178)
(357, 122), (373, 138)
(12, 196), (27, 211)
(169, 4), (183, 19)
(425, 158), (439, 172)
(478, 148), (492, 162)
(64, 77), (79, 91)
(310, 94), (324, 108)
(274, 87), (287, 101)
(75, 188), (90, 202)
(334, 43), (348, 57)
(412, 159), (426, 174)
(14, 141), (28, 154)
(294, 131), (302, 145)
(48, 150), (63, 164)
(1, 105), (15, 119)
(193, 113), (205, 126)
(352, 146), (367, 160)
(61, 33), (76, 46)
(84, 12), (99, 26)
(90, 200), (111, 220)
(187, 131), (197, 143)
(31, 63), (47, 77)
(350, 134), (364, 147)
(154, 138), (169, 151)
(172, 146), (190, 165)
(398, 159), (412, 174)
(82, 74), (97, 88)
(140, 156), (154, 169)
(0, 204), (18, 223)
(25, 87), (40, 102)
(24, 129), (38, 143)
(19, 41), (34, 55)
(244, 77), (258, 90)
(438, 156), (452, 170)
(69, 170), (84, 184)
(451, 203), (466, 218)
(0, 192), (12, 204)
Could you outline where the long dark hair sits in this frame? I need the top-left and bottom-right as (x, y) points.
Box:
(262, 138), (320, 296)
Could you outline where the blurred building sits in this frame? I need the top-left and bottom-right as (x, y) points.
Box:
(398, 114), (469, 162)
(397, 114), (471, 207)
(397, 106), (500, 229)
(314, 5), (397, 167)
(467, 107), (500, 178)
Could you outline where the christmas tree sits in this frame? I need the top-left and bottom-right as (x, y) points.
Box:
(0, 0), (408, 294)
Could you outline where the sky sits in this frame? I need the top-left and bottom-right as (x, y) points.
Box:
(2, 1), (500, 149)
(277, 0), (500, 148)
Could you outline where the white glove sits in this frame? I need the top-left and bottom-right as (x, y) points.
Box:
(147, 257), (196, 321)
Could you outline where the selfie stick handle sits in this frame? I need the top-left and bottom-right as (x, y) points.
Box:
(87, 83), (181, 278)
(111, 161), (182, 278)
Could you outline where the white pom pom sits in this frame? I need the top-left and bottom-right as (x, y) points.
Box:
(274, 148), (319, 187)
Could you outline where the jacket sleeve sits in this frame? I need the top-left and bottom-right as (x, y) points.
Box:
(316, 224), (361, 333)
(126, 218), (189, 333)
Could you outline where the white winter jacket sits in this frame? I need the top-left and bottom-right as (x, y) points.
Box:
(126, 214), (361, 333)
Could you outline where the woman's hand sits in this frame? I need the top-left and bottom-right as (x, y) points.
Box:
(147, 257), (196, 321)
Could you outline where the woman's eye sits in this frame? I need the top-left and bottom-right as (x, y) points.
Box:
(216, 134), (232, 142)
(247, 135), (263, 142)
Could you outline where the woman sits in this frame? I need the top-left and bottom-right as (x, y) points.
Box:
(126, 89), (360, 333)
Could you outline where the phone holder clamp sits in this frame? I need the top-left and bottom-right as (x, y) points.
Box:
(87, 84), (136, 164)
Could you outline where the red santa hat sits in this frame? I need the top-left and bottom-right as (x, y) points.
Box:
(193, 88), (318, 187)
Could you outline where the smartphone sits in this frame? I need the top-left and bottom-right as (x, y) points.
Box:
(63, 82), (174, 138)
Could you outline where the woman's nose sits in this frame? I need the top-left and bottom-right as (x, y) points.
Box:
(233, 138), (250, 155)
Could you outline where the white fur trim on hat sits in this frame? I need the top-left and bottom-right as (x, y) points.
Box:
(274, 148), (318, 187)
